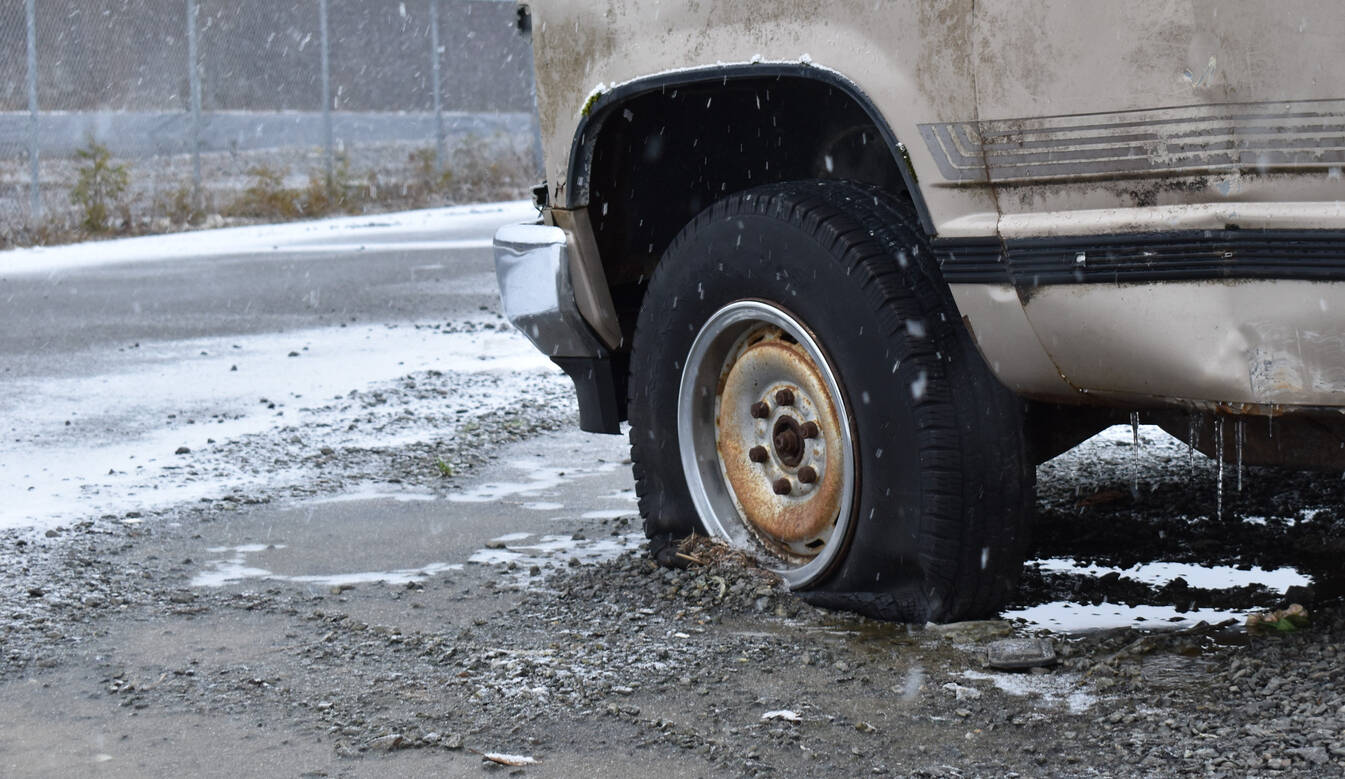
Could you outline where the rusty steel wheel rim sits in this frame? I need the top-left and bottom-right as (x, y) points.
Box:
(678, 300), (856, 588)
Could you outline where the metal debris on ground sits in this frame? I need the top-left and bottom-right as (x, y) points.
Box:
(986, 637), (1058, 670)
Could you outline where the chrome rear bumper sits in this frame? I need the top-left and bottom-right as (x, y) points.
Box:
(493, 222), (624, 433)
(493, 223), (605, 359)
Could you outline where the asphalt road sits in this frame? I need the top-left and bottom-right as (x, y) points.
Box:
(0, 218), (504, 374)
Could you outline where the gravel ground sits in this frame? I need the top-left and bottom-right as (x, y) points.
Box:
(4, 362), (1345, 775)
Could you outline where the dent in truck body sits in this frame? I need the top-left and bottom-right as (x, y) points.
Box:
(523, 0), (1345, 441)
(1022, 280), (1345, 410)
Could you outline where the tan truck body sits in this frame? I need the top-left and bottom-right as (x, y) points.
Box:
(528, 0), (1345, 415)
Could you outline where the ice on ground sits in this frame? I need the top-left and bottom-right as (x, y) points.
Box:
(961, 669), (1096, 713)
(0, 200), (534, 276)
(191, 543), (461, 588)
(1031, 558), (1310, 593)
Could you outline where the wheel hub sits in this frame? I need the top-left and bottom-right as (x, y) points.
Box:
(715, 329), (845, 551)
(678, 300), (857, 588)
(772, 416), (805, 467)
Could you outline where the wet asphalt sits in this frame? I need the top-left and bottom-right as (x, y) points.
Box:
(0, 237), (501, 378)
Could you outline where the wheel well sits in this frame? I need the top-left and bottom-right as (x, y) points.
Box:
(580, 73), (914, 347)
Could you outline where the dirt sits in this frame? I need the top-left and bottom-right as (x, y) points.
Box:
(3, 408), (1345, 776)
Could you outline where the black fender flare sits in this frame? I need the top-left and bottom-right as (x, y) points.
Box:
(563, 63), (935, 237)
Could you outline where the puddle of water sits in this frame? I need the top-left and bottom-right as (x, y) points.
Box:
(960, 669), (1096, 713)
(1003, 601), (1248, 633)
(191, 543), (461, 588)
(1032, 558), (1310, 593)
(580, 509), (633, 520)
(1140, 654), (1216, 687)
(447, 459), (621, 503)
(301, 487), (438, 506)
(596, 488), (638, 503)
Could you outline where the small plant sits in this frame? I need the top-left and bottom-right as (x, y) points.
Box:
(228, 165), (303, 219)
(434, 457), (454, 477)
(155, 183), (207, 226)
(304, 152), (364, 215)
(408, 147), (453, 197)
(69, 140), (130, 233)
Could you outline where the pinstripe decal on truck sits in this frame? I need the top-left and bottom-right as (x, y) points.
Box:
(919, 99), (1345, 183)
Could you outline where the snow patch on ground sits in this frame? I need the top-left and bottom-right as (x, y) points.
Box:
(0, 322), (563, 530)
(468, 532), (644, 568)
(960, 669), (1097, 714)
(0, 200), (534, 276)
(1004, 601), (1249, 633)
(192, 543), (462, 588)
(1031, 558), (1309, 593)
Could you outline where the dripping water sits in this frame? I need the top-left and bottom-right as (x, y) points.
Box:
(1215, 416), (1224, 522)
(1236, 418), (1245, 492)
(1187, 413), (1198, 474)
(1130, 411), (1141, 498)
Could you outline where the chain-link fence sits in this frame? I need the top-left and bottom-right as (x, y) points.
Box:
(0, 0), (538, 243)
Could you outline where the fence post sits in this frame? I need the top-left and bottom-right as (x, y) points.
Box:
(518, 8), (544, 181)
(430, 0), (444, 173)
(319, 0), (333, 190)
(25, 0), (39, 222)
(188, 0), (202, 211)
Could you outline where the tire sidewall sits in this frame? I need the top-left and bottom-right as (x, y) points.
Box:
(631, 202), (933, 598)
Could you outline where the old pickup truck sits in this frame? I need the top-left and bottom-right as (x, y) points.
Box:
(494, 1), (1345, 622)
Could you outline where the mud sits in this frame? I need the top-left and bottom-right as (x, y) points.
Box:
(3, 409), (1345, 776)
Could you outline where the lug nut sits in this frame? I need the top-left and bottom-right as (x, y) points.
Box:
(774, 388), (795, 406)
(748, 445), (769, 463)
(772, 477), (792, 495)
(798, 465), (818, 484)
(801, 421), (820, 439)
(750, 401), (771, 419)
